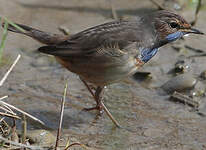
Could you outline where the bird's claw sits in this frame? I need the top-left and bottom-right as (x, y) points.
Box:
(83, 105), (104, 115)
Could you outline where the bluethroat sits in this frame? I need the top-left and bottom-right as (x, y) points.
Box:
(3, 10), (204, 127)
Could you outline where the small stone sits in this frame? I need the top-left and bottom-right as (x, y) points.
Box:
(161, 74), (197, 93)
(11, 131), (19, 143)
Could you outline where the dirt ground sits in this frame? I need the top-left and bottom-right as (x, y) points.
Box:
(0, 0), (206, 149)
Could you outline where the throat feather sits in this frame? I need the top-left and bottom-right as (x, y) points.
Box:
(166, 31), (184, 42)
(139, 48), (158, 63)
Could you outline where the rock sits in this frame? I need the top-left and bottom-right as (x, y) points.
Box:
(26, 129), (56, 146)
(163, 0), (182, 11)
(200, 70), (206, 80)
(170, 91), (200, 108)
(161, 74), (197, 93)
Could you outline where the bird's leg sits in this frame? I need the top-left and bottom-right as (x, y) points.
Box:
(93, 86), (121, 127)
(80, 79), (121, 127)
(82, 82), (104, 114)
(80, 79), (95, 98)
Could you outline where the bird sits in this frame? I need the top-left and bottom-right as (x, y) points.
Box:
(3, 10), (204, 127)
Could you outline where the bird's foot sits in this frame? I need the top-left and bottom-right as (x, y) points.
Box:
(83, 104), (104, 115)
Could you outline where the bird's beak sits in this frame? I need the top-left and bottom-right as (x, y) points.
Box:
(181, 28), (204, 35)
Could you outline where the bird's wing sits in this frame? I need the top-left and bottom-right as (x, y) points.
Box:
(38, 19), (143, 56)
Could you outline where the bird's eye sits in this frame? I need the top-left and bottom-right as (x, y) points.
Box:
(169, 22), (179, 29)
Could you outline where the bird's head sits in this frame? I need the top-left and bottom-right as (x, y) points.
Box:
(152, 10), (204, 46)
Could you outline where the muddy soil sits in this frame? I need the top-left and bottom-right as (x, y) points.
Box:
(0, 0), (206, 149)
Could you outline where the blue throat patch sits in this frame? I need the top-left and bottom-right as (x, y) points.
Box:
(140, 48), (158, 63)
(166, 31), (184, 42)
(140, 31), (184, 63)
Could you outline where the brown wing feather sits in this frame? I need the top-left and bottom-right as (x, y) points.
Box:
(38, 19), (143, 56)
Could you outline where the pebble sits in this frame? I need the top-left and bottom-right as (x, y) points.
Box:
(31, 56), (56, 68)
(133, 71), (152, 81)
(174, 60), (189, 73)
(161, 74), (197, 93)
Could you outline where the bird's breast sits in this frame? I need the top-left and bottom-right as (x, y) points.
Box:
(55, 54), (143, 86)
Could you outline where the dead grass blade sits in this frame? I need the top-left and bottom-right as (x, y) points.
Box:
(0, 18), (8, 62)
(0, 95), (8, 100)
(0, 99), (45, 125)
(65, 142), (90, 150)
(0, 54), (21, 87)
(3, 17), (26, 33)
(0, 112), (21, 120)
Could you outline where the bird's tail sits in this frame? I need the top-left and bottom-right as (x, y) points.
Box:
(2, 23), (68, 45)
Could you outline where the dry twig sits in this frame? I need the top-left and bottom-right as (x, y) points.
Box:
(150, 0), (165, 10)
(21, 115), (27, 144)
(55, 82), (68, 150)
(110, 0), (118, 20)
(191, 0), (202, 26)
